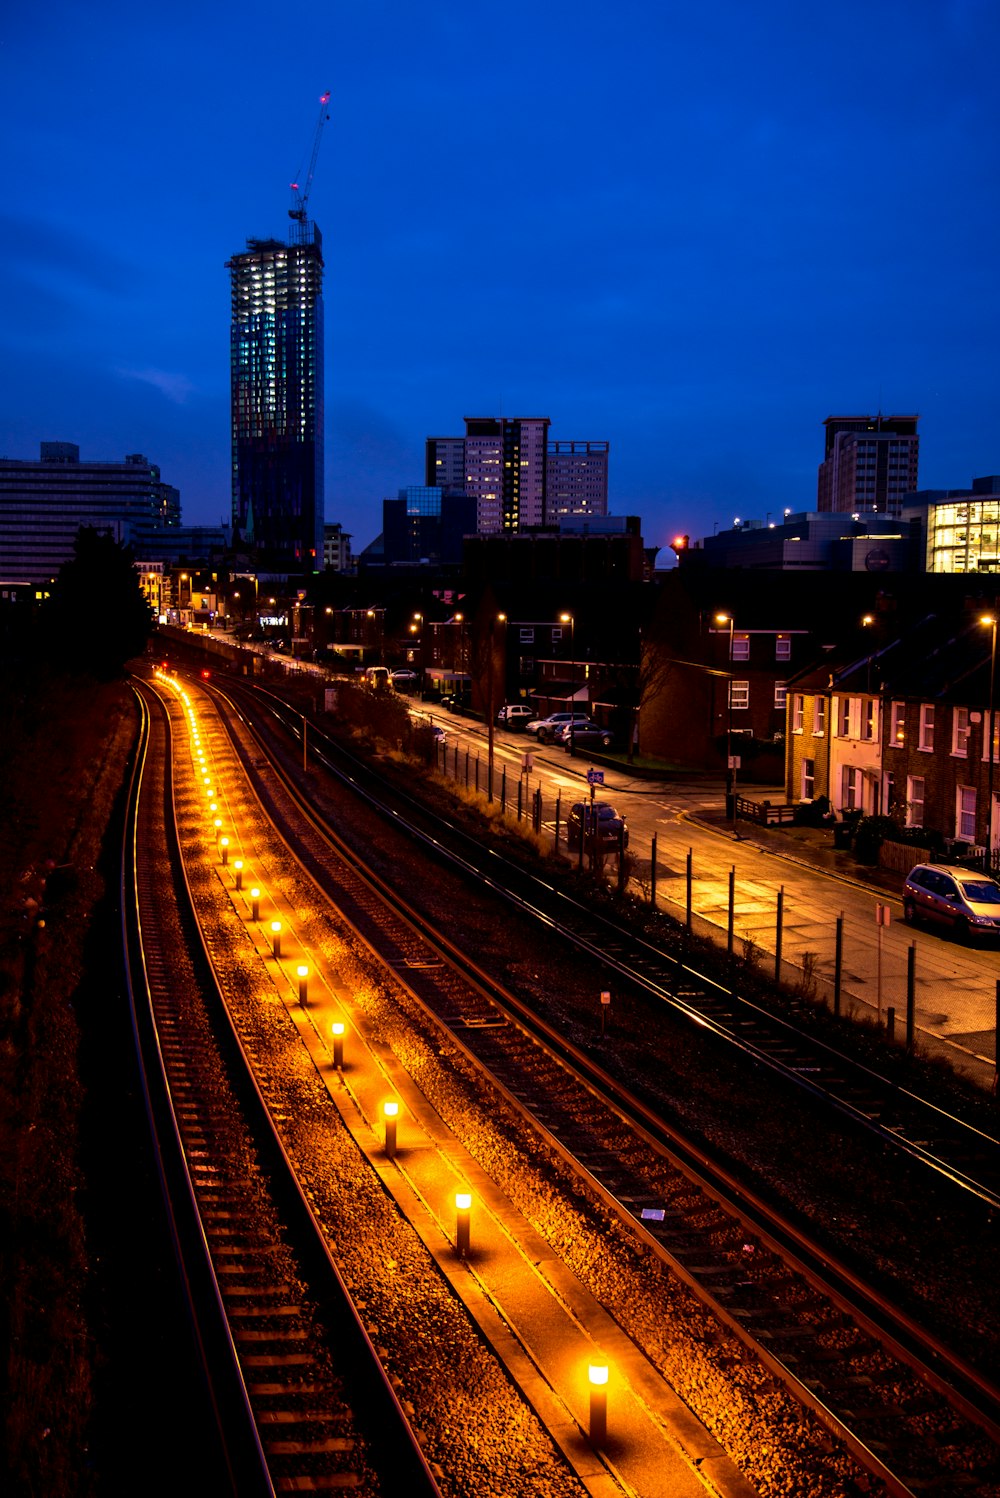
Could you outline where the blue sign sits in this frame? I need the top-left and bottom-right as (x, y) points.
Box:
(586, 769), (604, 786)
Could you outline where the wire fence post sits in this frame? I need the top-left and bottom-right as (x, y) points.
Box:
(727, 866), (735, 956)
(465, 748), (470, 789)
(775, 885), (784, 983)
(907, 943), (916, 1053)
(517, 779), (523, 821)
(834, 913), (843, 1018)
(650, 832), (657, 908)
(686, 848), (693, 931)
(555, 792), (561, 850)
(475, 756), (480, 794)
(501, 766), (507, 813)
(534, 787), (542, 833)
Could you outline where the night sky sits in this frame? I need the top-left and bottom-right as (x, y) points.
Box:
(2, 0), (998, 561)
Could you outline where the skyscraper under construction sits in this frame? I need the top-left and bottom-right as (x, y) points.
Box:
(226, 222), (325, 572)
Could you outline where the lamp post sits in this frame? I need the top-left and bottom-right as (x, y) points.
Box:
(983, 613), (997, 871)
(560, 612), (577, 751)
(487, 613), (506, 802)
(715, 612), (736, 829)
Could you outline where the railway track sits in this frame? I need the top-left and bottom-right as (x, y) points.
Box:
(179, 666), (1000, 1498)
(124, 679), (442, 1496)
(227, 674), (1000, 1214)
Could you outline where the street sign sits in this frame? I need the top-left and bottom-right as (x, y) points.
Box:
(587, 768), (605, 786)
(876, 903), (891, 926)
(600, 990), (611, 1005)
(728, 754), (742, 770)
(521, 752), (534, 772)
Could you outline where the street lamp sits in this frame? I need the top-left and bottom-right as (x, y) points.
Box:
(982, 614), (997, 870)
(715, 612), (736, 829)
(560, 613), (577, 751)
(487, 613), (506, 802)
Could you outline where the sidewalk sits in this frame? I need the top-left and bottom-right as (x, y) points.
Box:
(689, 786), (906, 898)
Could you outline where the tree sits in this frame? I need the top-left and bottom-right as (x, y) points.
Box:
(43, 527), (153, 679)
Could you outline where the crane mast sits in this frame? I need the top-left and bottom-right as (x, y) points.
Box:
(289, 91), (331, 225)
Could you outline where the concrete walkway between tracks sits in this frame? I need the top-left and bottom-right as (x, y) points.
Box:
(285, 971), (759, 1498)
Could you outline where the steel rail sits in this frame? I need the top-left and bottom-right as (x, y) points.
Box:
(220, 675), (1000, 1212)
(129, 677), (442, 1498)
(195, 671), (1000, 1496)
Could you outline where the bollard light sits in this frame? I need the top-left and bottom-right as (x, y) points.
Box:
(296, 963), (309, 1003)
(250, 887), (260, 921)
(588, 1365), (608, 1447)
(456, 1191), (472, 1257)
(383, 1100), (399, 1158)
(270, 920), (282, 958)
(219, 836), (229, 865)
(331, 1021), (345, 1069)
(233, 859), (243, 890)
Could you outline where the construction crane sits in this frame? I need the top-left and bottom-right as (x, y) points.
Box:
(289, 91), (331, 224)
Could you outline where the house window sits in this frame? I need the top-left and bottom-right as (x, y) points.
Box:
(984, 713), (1000, 764)
(890, 701), (906, 747)
(952, 707), (970, 757)
(774, 681), (787, 709)
(861, 698), (878, 742)
(957, 785), (977, 842)
(906, 775), (925, 827)
(519, 656), (534, 675)
(775, 636), (791, 661)
(918, 704), (935, 751)
(729, 680), (749, 710)
(802, 757), (815, 800)
(519, 627), (535, 644)
(842, 766), (861, 810)
(792, 694), (805, 733)
(731, 634), (750, 660)
(813, 698), (826, 736)
(837, 697), (852, 737)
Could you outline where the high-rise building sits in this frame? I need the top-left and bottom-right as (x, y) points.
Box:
(227, 225), (324, 571)
(546, 439), (609, 519)
(817, 415), (919, 516)
(0, 442), (180, 583)
(425, 417), (608, 533)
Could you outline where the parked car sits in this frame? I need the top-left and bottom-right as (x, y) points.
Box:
(558, 722), (616, 751)
(495, 704), (535, 730)
(391, 669), (419, 689)
(565, 801), (629, 851)
(531, 713), (593, 744)
(552, 718), (596, 745)
(526, 711), (579, 738)
(902, 863), (1000, 940)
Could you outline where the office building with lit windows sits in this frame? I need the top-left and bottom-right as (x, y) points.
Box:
(227, 225), (324, 571)
(425, 417), (608, 533)
(546, 439), (609, 519)
(817, 414), (919, 516)
(917, 476), (1000, 573)
(0, 441), (180, 583)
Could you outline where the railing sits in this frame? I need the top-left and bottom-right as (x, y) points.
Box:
(735, 796), (797, 826)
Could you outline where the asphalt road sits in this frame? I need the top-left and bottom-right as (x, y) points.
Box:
(423, 710), (998, 1088)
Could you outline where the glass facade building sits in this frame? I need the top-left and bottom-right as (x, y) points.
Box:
(922, 477), (1000, 573)
(227, 225), (324, 572)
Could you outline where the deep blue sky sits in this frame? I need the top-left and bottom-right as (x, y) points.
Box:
(2, 0), (998, 560)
